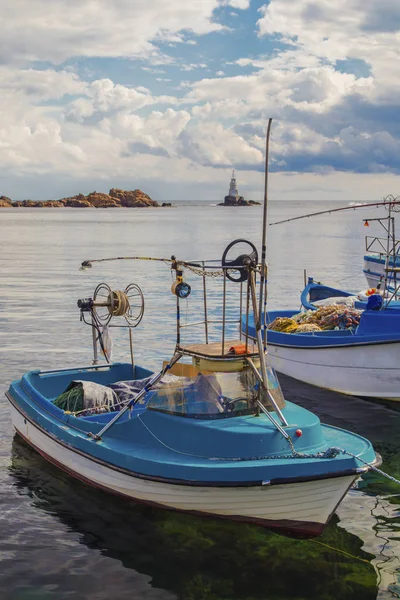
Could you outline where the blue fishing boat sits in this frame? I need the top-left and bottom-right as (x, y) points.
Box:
(242, 196), (400, 401)
(364, 254), (400, 289)
(242, 305), (400, 401)
(5, 121), (380, 537)
(300, 277), (400, 311)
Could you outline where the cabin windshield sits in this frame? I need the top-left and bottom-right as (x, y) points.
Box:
(147, 368), (285, 418)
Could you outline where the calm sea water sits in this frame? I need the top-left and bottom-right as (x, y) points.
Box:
(1, 202), (400, 600)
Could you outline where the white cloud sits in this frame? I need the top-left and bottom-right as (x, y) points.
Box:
(101, 108), (191, 156)
(0, 0), (248, 65)
(220, 0), (250, 8)
(64, 79), (161, 122)
(0, 0), (399, 201)
(179, 122), (263, 168)
(187, 66), (372, 116)
(0, 67), (85, 100)
(257, 0), (400, 101)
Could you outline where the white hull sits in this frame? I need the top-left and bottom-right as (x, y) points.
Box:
(10, 402), (356, 536)
(364, 256), (399, 289)
(365, 272), (383, 288)
(268, 340), (400, 400)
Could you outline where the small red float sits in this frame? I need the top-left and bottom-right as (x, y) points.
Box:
(295, 429), (303, 437)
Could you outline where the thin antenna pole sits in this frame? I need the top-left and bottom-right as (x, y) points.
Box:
(393, 215), (398, 300)
(258, 118), (272, 330)
(270, 199), (400, 226)
(383, 204), (392, 297)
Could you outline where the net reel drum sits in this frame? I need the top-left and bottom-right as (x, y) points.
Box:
(77, 282), (144, 368)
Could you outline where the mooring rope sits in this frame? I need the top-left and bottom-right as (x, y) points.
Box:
(334, 448), (400, 486)
(133, 419), (400, 489)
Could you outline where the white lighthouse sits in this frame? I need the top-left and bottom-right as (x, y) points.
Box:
(228, 170), (239, 200)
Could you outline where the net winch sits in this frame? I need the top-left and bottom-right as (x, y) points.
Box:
(77, 282), (144, 368)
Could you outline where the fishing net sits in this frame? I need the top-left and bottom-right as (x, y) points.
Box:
(313, 296), (357, 308)
(268, 306), (362, 333)
(296, 323), (321, 332)
(53, 380), (118, 414)
(267, 317), (299, 333)
(53, 374), (185, 416)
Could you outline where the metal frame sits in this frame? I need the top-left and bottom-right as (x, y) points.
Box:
(78, 118), (293, 441)
(364, 200), (400, 303)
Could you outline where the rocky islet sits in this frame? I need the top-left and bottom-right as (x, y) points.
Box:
(0, 188), (159, 208)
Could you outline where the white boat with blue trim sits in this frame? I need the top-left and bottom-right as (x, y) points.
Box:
(245, 196), (400, 401)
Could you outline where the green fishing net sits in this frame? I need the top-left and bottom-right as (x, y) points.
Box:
(53, 383), (86, 413)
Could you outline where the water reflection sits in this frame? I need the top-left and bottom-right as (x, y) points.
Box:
(1, 204), (400, 599)
(279, 373), (400, 600)
(7, 436), (379, 600)
(338, 492), (400, 599)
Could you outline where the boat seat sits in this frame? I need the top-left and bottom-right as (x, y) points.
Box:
(179, 339), (258, 359)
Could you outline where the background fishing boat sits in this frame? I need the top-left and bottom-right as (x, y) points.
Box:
(241, 196), (400, 401)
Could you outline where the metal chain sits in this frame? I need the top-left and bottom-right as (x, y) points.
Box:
(183, 264), (261, 278)
(183, 264), (226, 278)
(212, 447), (342, 462)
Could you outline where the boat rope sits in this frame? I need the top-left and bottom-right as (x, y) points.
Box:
(308, 540), (371, 565)
(333, 448), (400, 486)
(133, 423), (400, 488)
(110, 290), (130, 317)
(65, 411), (400, 488)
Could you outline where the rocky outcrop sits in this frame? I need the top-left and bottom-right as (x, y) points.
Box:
(64, 198), (92, 208)
(31, 188), (159, 208)
(221, 195), (238, 206)
(0, 188), (159, 208)
(86, 192), (119, 208)
(0, 195), (12, 207)
(219, 195), (261, 207)
(237, 198), (261, 206)
(42, 200), (65, 207)
(13, 200), (44, 207)
(109, 188), (158, 207)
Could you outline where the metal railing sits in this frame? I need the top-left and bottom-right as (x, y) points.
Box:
(365, 236), (400, 256)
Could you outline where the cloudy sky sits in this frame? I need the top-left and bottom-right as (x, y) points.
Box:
(1, 0), (400, 201)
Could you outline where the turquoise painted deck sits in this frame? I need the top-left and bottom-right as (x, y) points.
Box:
(9, 362), (376, 484)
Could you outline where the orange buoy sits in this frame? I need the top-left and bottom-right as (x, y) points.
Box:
(366, 288), (378, 296)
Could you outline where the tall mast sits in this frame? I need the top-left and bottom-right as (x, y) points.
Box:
(258, 118), (272, 333)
